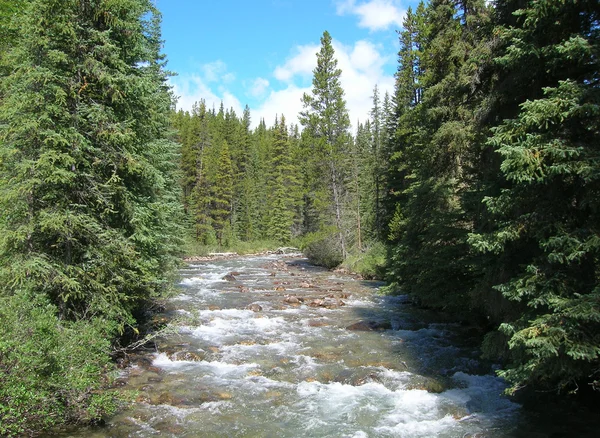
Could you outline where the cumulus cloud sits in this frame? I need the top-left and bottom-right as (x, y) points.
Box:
(169, 41), (395, 132)
(247, 77), (270, 98)
(201, 60), (232, 82)
(252, 84), (310, 129)
(257, 37), (395, 130)
(274, 44), (320, 82)
(169, 73), (243, 116)
(336, 0), (405, 31)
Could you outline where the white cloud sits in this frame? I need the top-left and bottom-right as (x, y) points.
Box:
(169, 41), (395, 133)
(202, 60), (235, 83)
(274, 44), (320, 82)
(258, 37), (395, 130)
(247, 77), (270, 98)
(169, 73), (243, 116)
(336, 0), (405, 31)
(252, 84), (310, 129)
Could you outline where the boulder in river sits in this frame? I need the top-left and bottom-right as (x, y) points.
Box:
(284, 295), (302, 304)
(308, 319), (329, 327)
(222, 273), (237, 281)
(407, 376), (448, 394)
(246, 303), (263, 312)
(346, 320), (391, 331)
(169, 350), (205, 362)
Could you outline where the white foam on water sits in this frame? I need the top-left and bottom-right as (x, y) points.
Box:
(195, 360), (260, 377)
(153, 352), (198, 368)
(346, 432), (369, 438)
(374, 415), (457, 437)
(179, 272), (228, 286)
(172, 293), (195, 302)
(220, 340), (303, 362)
(198, 400), (233, 413)
(294, 378), (512, 437)
(187, 314), (290, 345)
(375, 367), (414, 388)
(442, 372), (519, 416)
(244, 374), (296, 390)
(344, 298), (375, 307)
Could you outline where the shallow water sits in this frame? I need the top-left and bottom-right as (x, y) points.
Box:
(59, 254), (525, 437)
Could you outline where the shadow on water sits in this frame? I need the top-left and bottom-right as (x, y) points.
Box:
(348, 277), (600, 438)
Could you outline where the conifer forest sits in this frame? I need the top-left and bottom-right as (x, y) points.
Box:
(0, 0), (598, 435)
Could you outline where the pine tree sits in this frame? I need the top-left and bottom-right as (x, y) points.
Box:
(211, 140), (233, 246)
(0, 0), (182, 322)
(267, 115), (300, 243)
(469, 0), (600, 393)
(300, 30), (352, 264)
(0, 0), (182, 431)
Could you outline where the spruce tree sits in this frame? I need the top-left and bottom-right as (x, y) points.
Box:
(0, 0), (182, 431)
(300, 30), (352, 263)
(267, 115), (300, 243)
(211, 140), (233, 246)
(0, 0), (182, 322)
(469, 0), (600, 393)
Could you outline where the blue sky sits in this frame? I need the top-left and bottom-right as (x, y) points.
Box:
(157, 0), (417, 129)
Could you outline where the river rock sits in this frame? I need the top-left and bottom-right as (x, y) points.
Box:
(111, 378), (128, 387)
(246, 303), (263, 312)
(222, 273), (237, 281)
(346, 320), (391, 331)
(284, 295), (301, 304)
(169, 350), (204, 362)
(324, 298), (345, 309)
(151, 392), (184, 406)
(308, 298), (324, 307)
(352, 372), (381, 386)
(308, 297), (345, 309)
(407, 376), (447, 394)
(308, 319), (329, 327)
(312, 351), (340, 362)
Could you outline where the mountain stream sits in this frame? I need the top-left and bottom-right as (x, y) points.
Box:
(59, 254), (529, 437)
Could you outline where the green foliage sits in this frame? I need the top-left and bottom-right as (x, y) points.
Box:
(384, 0), (492, 314)
(0, 291), (120, 437)
(182, 236), (282, 257)
(0, 0), (183, 433)
(174, 101), (305, 246)
(467, 0), (600, 393)
(266, 116), (300, 243)
(381, 0), (600, 394)
(300, 31), (353, 260)
(0, 0), (183, 322)
(300, 227), (345, 269)
(341, 241), (387, 280)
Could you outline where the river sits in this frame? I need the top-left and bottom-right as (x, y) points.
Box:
(56, 253), (592, 437)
